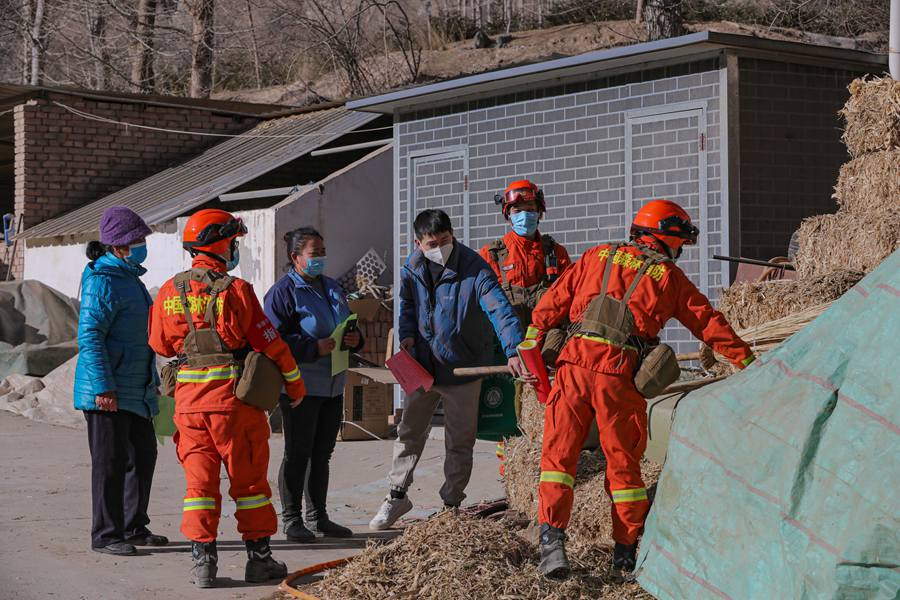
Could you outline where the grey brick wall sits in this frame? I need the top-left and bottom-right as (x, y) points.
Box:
(396, 59), (722, 355)
(738, 58), (869, 260)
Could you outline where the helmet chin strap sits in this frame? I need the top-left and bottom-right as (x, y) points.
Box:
(187, 247), (228, 264)
(633, 233), (680, 260)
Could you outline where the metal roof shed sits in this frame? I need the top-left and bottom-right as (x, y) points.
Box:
(347, 30), (887, 356)
(19, 106), (394, 301)
(19, 106), (380, 244)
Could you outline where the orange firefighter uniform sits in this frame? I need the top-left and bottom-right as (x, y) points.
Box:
(148, 254), (306, 543)
(529, 241), (754, 546)
(479, 230), (572, 289)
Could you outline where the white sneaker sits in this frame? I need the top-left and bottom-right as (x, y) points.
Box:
(369, 495), (413, 530)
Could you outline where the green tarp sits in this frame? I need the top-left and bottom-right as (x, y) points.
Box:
(637, 250), (900, 600)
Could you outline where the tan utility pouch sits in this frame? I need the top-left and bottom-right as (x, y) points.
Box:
(541, 327), (567, 366)
(160, 360), (179, 397)
(634, 343), (681, 398)
(234, 351), (282, 411)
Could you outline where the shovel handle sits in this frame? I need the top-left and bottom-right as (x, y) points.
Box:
(452, 366), (512, 377)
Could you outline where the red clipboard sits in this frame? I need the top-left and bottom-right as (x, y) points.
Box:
(385, 348), (434, 395)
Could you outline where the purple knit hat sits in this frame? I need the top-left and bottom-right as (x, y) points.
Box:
(99, 206), (152, 246)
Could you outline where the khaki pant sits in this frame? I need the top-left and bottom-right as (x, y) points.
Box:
(388, 380), (482, 507)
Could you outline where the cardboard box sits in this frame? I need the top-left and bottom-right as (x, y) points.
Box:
(340, 368), (396, 441)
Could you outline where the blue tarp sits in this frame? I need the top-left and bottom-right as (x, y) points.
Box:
(637, 250), (900, 600)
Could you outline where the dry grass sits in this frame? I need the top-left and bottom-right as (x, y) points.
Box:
(833, 149), (900, 214)
(840, 76), (900, 158)
(794, 210), (900, 279)
(313, 512), (653, 600)
(717, 270), (864, 329)
(517, 385), (546, 443)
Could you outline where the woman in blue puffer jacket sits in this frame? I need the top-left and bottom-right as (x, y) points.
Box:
(74, 206), (167, 556)
(264, 227), (364, 543)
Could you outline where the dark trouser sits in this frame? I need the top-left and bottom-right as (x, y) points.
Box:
(84, 410), (158, 548)
(278, 394), (342, 526)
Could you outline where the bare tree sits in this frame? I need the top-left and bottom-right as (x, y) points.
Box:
(187, 0), (215, 97)
(643, 0), (684, 41)
(130, 0), (159, 92)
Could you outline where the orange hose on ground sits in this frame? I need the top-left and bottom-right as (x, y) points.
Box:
(278, 557), (351, 600)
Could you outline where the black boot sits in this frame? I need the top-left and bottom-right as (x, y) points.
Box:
(613, 542), (638, 573)
(307, 516), (353, 538)
(190, 541), (218, 588)
(538, 524), (570, 579)
(245, 537), (288, 583)
(285, 520), (317, 543)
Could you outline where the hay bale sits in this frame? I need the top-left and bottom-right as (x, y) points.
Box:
(517, 384), (545, 442)
(717, 270), (864, 329)
(794, 210), (900, 279)
(314, 512), (653, 600)
(833, 150), (900, 214)
(840, 76), (900, 158)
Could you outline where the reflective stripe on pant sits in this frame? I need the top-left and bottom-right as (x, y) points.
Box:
(173, 402), (276, 542)
(387, 380), (482, 507)
(538, 363), (649, 545)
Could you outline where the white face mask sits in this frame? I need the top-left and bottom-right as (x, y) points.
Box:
(423, 242), (453, 266)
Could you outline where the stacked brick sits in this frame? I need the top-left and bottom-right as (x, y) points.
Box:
(352, 299), (394, 367)
(9, 93), (260, 278)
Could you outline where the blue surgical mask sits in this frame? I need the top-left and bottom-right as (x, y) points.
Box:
(303, 256), (327, 277)
(225, 247), (240, 272)
(125, 243), (148, 265)
(510, 211), (539, 237)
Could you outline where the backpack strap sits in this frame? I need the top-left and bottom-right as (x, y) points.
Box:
(599, 243), (659, 328)
(172, 271), (198, 335)
(487, 239), (510, 286)
(541, 234), (559, 284)
(203, 274), (235, 327)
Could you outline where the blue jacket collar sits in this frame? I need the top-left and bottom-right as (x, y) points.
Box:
(91, 252), (147, 278)
(287, 268), (339, 292)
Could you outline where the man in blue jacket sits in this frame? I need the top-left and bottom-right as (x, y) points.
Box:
(370, 209), (533, 529)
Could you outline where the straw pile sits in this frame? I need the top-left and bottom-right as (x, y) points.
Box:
(717, 269), (864, 329)
(791, 76), (900, 280)
(794, 211), (900, 279)
(504, 434), (662, 551)
(840, 76), (900, 158)
(701, 301), (834, 373)
(313, 512), (652, 600)
(833, 150), (900, 214)
(506, 386), (663, 551)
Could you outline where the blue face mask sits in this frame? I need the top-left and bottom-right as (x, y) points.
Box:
(125, 243), (148, 265)
(510, 211), (539, 237)
(303, 256), (327, 277)
(225, 247), (240, 272)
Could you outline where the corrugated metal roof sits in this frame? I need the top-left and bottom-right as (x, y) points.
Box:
(0, 83), (293, 117)
(347, 30), (887, 114)
(19, 106), (379, 242)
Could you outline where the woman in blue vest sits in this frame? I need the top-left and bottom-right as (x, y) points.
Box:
(264, 227), (363, 542)
(74, 206), (167, 556)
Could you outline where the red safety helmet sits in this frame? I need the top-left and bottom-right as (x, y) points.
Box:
(630, 200), (699, 254)
(494, 179), (546, 218)
(182, 209), (247, 258)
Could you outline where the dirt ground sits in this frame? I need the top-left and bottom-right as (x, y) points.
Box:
(217, 20), (887, 107)
(0, 411), (505, 600)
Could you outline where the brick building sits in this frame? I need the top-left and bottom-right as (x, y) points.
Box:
(347, 31), (887, 354)
(0, 84), (288, 278)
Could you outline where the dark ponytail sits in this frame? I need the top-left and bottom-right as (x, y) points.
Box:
(283, 227), (323, 269)
(86, 240), (107, 261)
